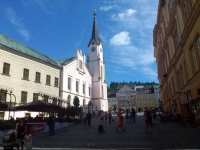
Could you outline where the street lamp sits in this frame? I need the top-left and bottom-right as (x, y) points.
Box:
(0, 86), (16, 120)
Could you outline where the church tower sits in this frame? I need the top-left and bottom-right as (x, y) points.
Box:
(87, 10), (108, 111)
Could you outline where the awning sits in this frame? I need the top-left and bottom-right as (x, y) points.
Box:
(15, 100), (62, 112)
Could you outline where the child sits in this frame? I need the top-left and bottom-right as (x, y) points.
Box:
(21, 130), (32, 150)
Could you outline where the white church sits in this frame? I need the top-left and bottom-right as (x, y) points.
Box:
(0, 11), (108, 119)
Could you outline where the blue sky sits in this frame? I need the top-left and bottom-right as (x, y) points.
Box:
(0, 0), (159, 86)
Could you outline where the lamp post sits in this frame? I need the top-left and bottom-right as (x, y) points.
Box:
(8, 91), (16, 120)
(0, 86), (16, 120)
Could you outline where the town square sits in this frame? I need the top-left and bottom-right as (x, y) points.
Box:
(0, 0), (200, 149)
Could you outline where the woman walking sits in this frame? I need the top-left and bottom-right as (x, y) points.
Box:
(16, 118), (28, 150)
(116, 108), (126, 132)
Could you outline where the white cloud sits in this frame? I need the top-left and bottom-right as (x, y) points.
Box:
(5, 7), (30, 41)
(118, 9), (136, 19)
(104, 0), (159, 82)
(100, 5), (117, 11)
(110, 31), (131, 46)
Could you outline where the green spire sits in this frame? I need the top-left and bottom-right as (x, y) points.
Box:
(88, 10), (102, 46)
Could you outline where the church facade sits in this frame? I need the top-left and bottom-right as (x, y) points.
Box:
(0, 12), (108, 119)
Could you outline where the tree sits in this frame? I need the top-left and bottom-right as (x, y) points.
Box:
(73, 96), (80, 107)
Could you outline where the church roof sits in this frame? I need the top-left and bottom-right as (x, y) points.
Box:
(0, 33), (62, 68)
(88, 11), (102, 47)
(58, 57), (76, 65)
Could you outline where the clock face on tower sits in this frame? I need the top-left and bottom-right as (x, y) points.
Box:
(91, 47), (96, 52)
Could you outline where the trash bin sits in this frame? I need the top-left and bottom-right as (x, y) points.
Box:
(2, 130), (19, 150)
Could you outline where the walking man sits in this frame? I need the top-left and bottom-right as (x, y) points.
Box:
(108, 110), (112, 124)
(87, 111), (92, 126)
(144, 109), (153, 134)
(82, 112), (87, 126)
(132, 108), (136, 122)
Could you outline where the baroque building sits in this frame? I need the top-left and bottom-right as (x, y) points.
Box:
(153, 0), (200, 120)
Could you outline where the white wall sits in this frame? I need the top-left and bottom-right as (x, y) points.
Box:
(0, 49), (60, 103)
(60, 50), (92, 108)
(0, 49), (61, 119)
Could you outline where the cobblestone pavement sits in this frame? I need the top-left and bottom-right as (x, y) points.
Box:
(1, 115), (200, 150)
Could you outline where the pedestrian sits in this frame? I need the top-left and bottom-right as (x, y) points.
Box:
(108, 110), (112, 124)
(152, 111), (157, 124)
(21, 130), (32, 150)
(47, 114), (55, 136)
(82, 112), (87, 126)
(16, 118), (28, 150)
(116, 108), (126, 132)
(144, 109), (153, 134)
(128, 110), (132, 123)
(125, 109), (129, 123)
(87, 111), (92, 126)
(92, 111), (96, 118)
(104, 112), (108, 123)
(100, 111), (104, 124)
(132, 108), (136, 122)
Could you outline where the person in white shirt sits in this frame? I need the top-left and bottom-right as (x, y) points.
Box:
(22, 130), (32, 150)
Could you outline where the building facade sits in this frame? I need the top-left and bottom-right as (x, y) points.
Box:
(116, 84), (157, 112)
(116, 85), (137, 111)
(59, 50), (92, 112)
(107, 92), (118, 111)
(153, 84), (162, 107)
(135, 93), (157, 111)
(0, 33), (61, 119)
(153, 0), (200, 120)
(87, 11), (108, 111)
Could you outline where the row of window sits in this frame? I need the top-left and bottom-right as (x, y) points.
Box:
(108, 99), (117, 103)
(67, 77), (91, 96)
(0, 91), (39, 103)
(136, 96), (154, 100)
(2, 62), (59, 87)
(137, 102), (154, 106)
(119, 95), (155, 99)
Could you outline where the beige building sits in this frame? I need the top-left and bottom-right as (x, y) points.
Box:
(107, 92), (118, 111)
(0, 33), (61, 119)
(135, 94), (157, 111)
(116, 85), (137, 111)
(153, 0), (200, 120)
(116, 84), (156, 112)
